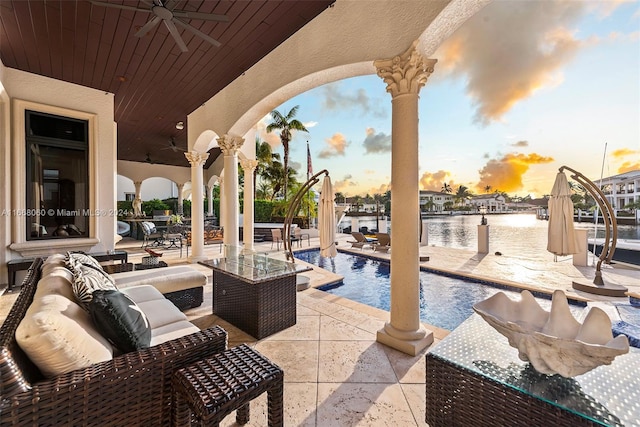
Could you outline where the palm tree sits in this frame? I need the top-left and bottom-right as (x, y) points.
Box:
(266, 105), (308, 201)
(441, 183), (452, 193)
(454, 185), (472, 207)
(254, 137), (273, 198)
(484, 185), (492, 193)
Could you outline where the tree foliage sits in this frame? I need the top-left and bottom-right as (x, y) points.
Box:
(266, 105), (308, 201)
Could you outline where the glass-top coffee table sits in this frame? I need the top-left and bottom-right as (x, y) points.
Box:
(426, 314), (640, 426)
(199, 249), (311, 339)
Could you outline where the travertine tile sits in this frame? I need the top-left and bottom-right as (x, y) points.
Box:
(265, 315), (320, 341)
(254, 340), (319, 383)
(402, 383), (429, 426)
(318, 341), (397, 383)
(282, 383), (318, 427)
(320, 315), (376, 341)
(316, 383), (417, 426)
(382, 344), (430, 384)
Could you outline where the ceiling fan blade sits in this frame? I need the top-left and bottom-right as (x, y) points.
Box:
(89, 1), (150, 13)
(172, 10), (229, 22)
(163, 19), (189, 52)
(135, 15), (162, 38)
(174, 18), (222, 48)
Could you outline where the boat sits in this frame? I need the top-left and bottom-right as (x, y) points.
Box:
(590, 239), (640, 267)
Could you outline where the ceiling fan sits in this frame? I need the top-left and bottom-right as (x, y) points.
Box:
(89, 0), (229, 52)
(162, 137), (186, 152)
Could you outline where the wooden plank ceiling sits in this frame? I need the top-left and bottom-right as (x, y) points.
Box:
(0, 0), (333, 167)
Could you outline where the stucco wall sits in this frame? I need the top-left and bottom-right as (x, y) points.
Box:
(0, 64), (116, 269)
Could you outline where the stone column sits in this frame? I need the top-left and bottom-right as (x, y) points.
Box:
(374, 41), (436, 356)
(185, 151), (209, 262)
(207, 185), (214, 217)
(218, 177), (225, 229)
(177, 183), (184, 215)
(218, 135), (245, 248)
(240, 159), (258, 253)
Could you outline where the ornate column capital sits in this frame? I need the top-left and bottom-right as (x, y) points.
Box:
(374, 40), (437, 98)
(239, 158), (259, 172)
(177, 183), (185, 190)
(217, 135), (245, 155)
(185, 151), (209, 167)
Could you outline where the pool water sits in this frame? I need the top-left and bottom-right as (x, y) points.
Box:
(296, 249), (585, 331)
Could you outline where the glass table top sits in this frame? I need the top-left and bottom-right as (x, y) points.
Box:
(429, 314), (640, 426)
(199, 251), (310, 284)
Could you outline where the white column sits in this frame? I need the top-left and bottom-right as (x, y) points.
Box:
(177, 183), (184, 215)
(219, 177), (225, 229)
(185, 151), (209, 262)
(207, 185), (214, 217)
(374, 41), (436, 356)
(477, 224), (489, 253)
(218, 135), (245, 248)
(240, 159), (258, 253)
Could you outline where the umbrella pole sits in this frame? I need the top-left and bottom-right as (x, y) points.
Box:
(283, 169), (329, 262)
(560, 166), (626, 296)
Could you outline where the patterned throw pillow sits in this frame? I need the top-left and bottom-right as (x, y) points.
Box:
(65, 252), (103, 272)
(89, 290), (151, 353)
(72, 264), (117, 310)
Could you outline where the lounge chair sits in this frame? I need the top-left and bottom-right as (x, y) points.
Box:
(373, 232), (391, 253)
(349, 231), (375, 250)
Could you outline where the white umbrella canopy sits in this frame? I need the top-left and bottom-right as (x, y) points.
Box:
(319, 175), (337, 258)
(547, 171), (578, 256)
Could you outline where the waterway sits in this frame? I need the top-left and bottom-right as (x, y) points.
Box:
(339, 213), (640, 258)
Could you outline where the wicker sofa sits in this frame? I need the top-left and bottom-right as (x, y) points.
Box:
(0, 258), (228, 426)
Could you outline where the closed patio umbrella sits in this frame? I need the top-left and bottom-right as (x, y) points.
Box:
(547, 171), (578, 256)
(319, 175), (337, 258)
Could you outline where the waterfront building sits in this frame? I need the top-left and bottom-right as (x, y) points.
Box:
(467, 194), (508, 213)
(599, 170), (640, 212)
(420, 190), (455, 212)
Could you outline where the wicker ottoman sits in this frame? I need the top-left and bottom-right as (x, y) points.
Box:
(172, 344), (284, 426)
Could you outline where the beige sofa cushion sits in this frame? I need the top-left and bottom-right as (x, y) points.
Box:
(120, 285), (200, 345)
(16, 275), (114, 378)
(113, 266), (206, 294)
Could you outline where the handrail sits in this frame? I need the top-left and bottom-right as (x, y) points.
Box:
(283, 169), (329, 262)
(559, 165), (617, 286)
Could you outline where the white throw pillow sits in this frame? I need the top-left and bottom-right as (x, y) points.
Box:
(16, 292), (113, 378)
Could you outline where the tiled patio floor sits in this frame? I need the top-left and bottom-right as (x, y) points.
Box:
(2, 231), (639, 426)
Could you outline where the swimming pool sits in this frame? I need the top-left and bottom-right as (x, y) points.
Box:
(295, 249), (586, 331)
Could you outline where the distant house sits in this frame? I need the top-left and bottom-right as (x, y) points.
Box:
(467, 194), (508, 213)
(597, 170), (640, 213)
(419, 190), (454, 212)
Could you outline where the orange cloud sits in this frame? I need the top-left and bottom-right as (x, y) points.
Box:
(619, 161), (640, 174)
(318, 133), (349, 158)
(366, 183), (391, 196)
(612, 148), (639, 158)
(420, 170), (453, 191)
(333, 174), (358, 195)
(475, 153), (554, 193)
(435, 1), (591, 125)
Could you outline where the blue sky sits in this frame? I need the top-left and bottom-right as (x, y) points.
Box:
(257, 0), (639, 198)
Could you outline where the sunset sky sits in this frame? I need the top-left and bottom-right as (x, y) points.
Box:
(256, 0), (640, 199)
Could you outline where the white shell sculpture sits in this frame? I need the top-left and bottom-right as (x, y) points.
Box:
(473, 290), (629, 377)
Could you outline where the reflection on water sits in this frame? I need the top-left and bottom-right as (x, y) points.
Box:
(298, 249), (585, 331)
(340, 213), (639, 255)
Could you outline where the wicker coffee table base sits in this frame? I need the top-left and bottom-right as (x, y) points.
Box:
(172, 344), (284, 427)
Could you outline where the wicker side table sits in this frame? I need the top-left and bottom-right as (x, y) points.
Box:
(172, 344), (284, 427)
